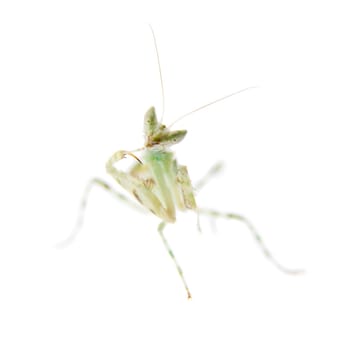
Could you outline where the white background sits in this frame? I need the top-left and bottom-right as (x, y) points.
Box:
(1, 1), (350, 349)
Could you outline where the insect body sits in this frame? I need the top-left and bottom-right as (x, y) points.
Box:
(108, 107), (194, 224)
(58, 31), (302, 299)
(105, 107), (198, 299)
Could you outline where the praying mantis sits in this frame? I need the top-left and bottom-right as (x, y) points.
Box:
(57, 28), (302, 299)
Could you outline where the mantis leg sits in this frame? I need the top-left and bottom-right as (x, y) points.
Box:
(195, 162), (224, 191)
(198, 208), (304, 275)
(194, 162), (224, 232)
(107, 150), (177, 222)
(56, 178), (144, 249)
(158, 221), (192, 299)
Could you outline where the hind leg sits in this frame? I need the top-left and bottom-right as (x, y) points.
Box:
(56, 178), (144, 249)
(158, 221), (192, 299)
(198, 208), (304, 275)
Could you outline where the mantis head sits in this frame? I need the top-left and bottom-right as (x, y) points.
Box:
(144, 107), (187, 148)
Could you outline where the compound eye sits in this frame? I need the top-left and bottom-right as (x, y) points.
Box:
(144, 107), (158, 136)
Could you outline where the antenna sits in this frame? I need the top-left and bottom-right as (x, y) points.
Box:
(149, 25), (165, 123)
(168, 86), (258, 128)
